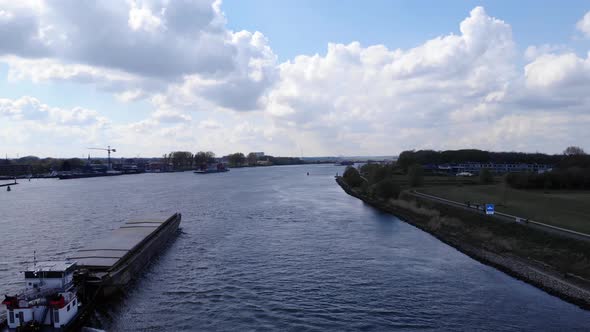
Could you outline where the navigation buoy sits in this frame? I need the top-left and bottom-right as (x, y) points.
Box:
(307, 172), (309, 176)
(7, 186), (11, 192)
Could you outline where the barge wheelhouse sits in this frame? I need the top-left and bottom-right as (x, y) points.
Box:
(2, 261), (80, 331)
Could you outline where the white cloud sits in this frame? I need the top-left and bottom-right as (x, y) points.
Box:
(152, 30), (278, 112)
(2, 56), (139, 86)
(577, 11), (590, 37)
(259, 7), (521, 154)
(0, 96), (113, 156)
(524, 52), (590, 89)
(0, 96), (108, 126)
(0, 0), (48, 57)
(524, 44), (568, 61)
(152, 109), (192, 123)
(0, 1), (278, 108)
(127, 1), (164, 33)
(0, 0), (257, 79)
(198, 119), (222, 129)
(2, 4), (590, 156)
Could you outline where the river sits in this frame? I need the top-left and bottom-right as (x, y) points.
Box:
(1, 165), (589, 331)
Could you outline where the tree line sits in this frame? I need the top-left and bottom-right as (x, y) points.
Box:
(162, 151), (304, 169)
(0, 156), (87, 176)
(342, 163), (402, 200)
(1, 150), (305, 175)
(342, 146), (590, 194)
(396, 149), (570, 172)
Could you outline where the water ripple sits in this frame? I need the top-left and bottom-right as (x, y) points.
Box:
(1, 167), (590, 331)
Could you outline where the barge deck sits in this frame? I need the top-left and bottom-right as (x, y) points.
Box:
(70, 213), (182, 296)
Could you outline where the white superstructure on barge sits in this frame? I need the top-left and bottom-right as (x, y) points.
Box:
(2, 261), (80, 330)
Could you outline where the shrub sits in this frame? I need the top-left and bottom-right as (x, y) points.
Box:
(479, 169), (493, 184)
(343, 166), (365, 188)
(506, 168), (590, 190)
(374, 178), (401, 199)
(408, 164), (424, 187)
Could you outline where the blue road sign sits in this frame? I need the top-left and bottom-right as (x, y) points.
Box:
(486, 204), (495, 215)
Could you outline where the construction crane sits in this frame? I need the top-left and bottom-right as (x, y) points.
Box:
(88, 146), (117, 170)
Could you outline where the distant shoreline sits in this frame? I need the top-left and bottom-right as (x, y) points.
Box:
(335, 177), (590, 311)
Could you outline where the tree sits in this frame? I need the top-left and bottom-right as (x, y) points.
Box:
(374, 179), (400, 199)
(343, 166), (365, 187)
(60, 158), (84, 171)
(359, 163), (393, 185)
(564, 146), (586, 156)
(227, 153), (246, 167)
(479, 169), (494, 184)
(194, 151), (215, 165)
(247, 152), (258, 166)
(169, 151), (194, 170)
(397, 151), (417, 173)
(407, 164), (424, 187)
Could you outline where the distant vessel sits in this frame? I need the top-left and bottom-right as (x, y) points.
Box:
(194, 163), (229, 174)
(58, 171), (123, 180)
(336, 160), (354, 166)
(2, 261), (81, 331)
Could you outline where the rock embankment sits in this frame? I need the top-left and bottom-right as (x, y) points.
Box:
(336, 177), (590, 310)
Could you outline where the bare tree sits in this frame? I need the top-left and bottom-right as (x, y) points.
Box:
(563, 146), (586, 156)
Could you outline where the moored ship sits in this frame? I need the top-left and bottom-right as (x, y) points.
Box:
(70, 213), (182, 297)
(194, 163), (229, 174)
(1, 213), (182, 330)
(57, 171), (123, 180)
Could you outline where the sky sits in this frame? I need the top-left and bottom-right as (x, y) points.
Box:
(1, 1), (590, 158)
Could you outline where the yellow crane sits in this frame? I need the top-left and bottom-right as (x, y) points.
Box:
(88, 146), (117, 170)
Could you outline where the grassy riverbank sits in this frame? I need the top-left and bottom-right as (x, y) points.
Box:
(420, 184), (590, 234)
(336, 177), (590, 310)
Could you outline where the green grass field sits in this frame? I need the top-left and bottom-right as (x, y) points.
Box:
(418, 184), (590, 235)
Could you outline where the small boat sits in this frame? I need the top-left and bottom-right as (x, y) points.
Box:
(1, 261), (82, 331)
(194, 163), (229, 174)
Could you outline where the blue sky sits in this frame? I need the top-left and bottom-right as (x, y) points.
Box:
(1, 1), (590, 157)
(224, 0), (589, 60)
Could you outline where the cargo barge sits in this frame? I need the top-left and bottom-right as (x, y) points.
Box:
(1, 213), (181, 331)
(71, 213), (182, 297)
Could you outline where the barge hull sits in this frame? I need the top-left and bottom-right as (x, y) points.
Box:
(70, 213), (182, 297)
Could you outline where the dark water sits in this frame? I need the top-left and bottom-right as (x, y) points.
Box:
(1, 165), (590, 331)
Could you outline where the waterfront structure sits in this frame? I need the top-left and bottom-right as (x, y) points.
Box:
(113, 158), (146, 173)
(423, 162), (552, 175)
(256, 160), (273, 166)
(145, 161), (171, 172)
(194, 163), (229, 173)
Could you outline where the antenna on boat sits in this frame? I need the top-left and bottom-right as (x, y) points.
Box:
(33, 250), (36, 271)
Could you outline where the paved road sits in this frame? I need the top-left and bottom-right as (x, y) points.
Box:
(410, 190), (590, 243)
